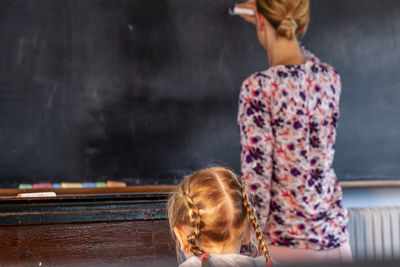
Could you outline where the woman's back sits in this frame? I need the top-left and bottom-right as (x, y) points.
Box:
(238, 49), (349, 250)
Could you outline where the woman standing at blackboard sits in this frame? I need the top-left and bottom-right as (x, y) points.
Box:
(236, 0), (352, 263)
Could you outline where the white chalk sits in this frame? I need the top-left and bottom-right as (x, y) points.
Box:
(17, 192), (57, 198)
(229, 7), (255, 17)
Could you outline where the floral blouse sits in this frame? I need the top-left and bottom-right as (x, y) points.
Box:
(237, 48), (349, 250)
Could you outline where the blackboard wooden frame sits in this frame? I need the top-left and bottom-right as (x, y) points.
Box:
(1, 180), (400, 200)
(0, 185), (175, 198)
(0, 192), (170, 225)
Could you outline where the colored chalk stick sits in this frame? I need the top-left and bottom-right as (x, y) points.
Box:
(33, 183), (53, 189)
(82, 182), (97, 188)
(106, 181), (127, 188)
(19, 184), (32, 189)
(96, 182), (107, 188)
(52, 183), (62, 189)
(61, 182), (83, 188)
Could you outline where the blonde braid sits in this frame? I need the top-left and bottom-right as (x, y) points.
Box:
(183, 192), (206, 257)
(237, 177), (272, 263)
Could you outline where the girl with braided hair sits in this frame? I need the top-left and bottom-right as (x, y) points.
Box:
(168, 167), (274, 267)
(235, 0), (352, 264)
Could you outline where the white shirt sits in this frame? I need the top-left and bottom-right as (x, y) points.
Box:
(179, 254), (267, 267)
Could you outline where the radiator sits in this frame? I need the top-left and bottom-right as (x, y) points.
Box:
(348, 207), (400, 261)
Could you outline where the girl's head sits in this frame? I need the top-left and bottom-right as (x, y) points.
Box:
(168, 167), (271, 265)
(254, 0), (310, 47)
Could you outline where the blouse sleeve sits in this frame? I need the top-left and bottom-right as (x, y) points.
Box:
(238, 73), (274, 229)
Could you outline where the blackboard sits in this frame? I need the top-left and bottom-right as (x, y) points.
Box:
(304, 0), (400, 181)
(0, 0), (399, 187)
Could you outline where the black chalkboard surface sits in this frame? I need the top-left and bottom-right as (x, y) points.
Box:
(0, 0), (399, 187)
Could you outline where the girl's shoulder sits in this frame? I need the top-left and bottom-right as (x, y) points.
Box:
(179, 254), (267, 267)
(178, 255), (201, 266)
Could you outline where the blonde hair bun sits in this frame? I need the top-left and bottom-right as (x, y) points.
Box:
(256, 0), (310, 39)
(277, 17), (298, 39)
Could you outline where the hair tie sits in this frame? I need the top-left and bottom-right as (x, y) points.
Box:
(284, 17), (298, 26)
(200, 253), (209, 262)
(267, 260), (274, 267)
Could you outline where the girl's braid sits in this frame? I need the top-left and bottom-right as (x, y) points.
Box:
(183, 192), (205, 257)
(236, 175), (272, 264)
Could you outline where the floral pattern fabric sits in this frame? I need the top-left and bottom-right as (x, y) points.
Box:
(237, 48), (349, 250)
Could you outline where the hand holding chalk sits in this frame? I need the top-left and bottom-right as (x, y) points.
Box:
(231, 0), (256, 25)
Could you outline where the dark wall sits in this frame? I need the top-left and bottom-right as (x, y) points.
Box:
(0, 0), (399, 187)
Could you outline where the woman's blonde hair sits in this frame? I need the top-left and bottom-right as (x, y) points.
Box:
(168, 167), (271, 266)
(256, 0), (310, 39)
